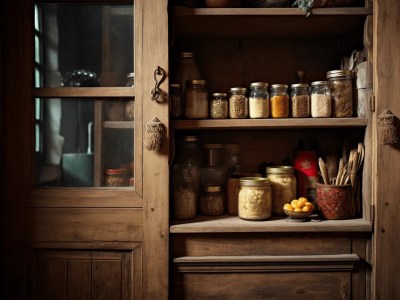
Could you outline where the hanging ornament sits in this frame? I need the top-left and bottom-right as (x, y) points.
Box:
(144, 117), (164, 151)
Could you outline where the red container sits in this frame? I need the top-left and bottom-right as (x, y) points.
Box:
(316, 183), (352, 219)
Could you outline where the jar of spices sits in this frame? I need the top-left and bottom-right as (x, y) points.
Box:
(229, 87), (248, 119)
(210, 92), (228, 119)
(238, 177), (272, 220)
(249, 82), (269, 118)
(266, 166), (297, 215)
(327, 70), (353, 117)
(170, 83), (183, 118)
(270, 84), (289, 118)
(199, 185), (225, 216)
(290, 83), (310, 118)
(172, 164), (197, 219)
(310, 81), (332, 118)
(105, 168), (131, 187)
(185, 79), (208, 119)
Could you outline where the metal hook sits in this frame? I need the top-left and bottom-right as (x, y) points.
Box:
(151, 66), (166, 102)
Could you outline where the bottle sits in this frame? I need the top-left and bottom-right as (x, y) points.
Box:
(175, 51), (202, 99)
(200, 144), (225, 190)
(185, 79), (208, 119)
(327, 69), (353, 117)
(172, 164), (197, 219)
(249, 82), (269, 118)
(310, 81), (331, 118)
(290, 83), (310, 118)
(270, 84), (289, 118)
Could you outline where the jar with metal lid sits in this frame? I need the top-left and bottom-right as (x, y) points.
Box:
(170, 83), (183, 118)
(290, 83), (310, 118)
(125, 73), (134, 87)
(249, 82), (269, 118)
(105, 168), (131, 187)
(270, 84), (289, 118)
(229, 87), (248, 119)
(311, 81), (332, 118)
(327, 70), (353, 117)
(238, 177), (272, 220)
(266, 166), (297, 215)
(210, 92), (228, 119)
(185, 79), (208, 119)
(199, 185), (225, 216)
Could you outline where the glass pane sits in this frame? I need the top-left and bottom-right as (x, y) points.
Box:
(35, 3), (134, 87)
(35, 98), (135, 188)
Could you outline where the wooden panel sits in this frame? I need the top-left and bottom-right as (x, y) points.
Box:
(92, 260), (122, 299)
(32, 87), (135, 98)
(68, 260), (91, 300)
(27, 208), (143, 242)
(36, 257), (68, 300)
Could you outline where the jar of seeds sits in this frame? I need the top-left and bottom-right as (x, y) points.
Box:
(290, 83), (310, 118)
(238, 177), (272, 220)
(210, 92), (228, 119)
(327, 70), (353, 118)
(270, 84), (289, 118)
(249, 82), (269, 118)
(229, 87), (248, 119)
(199, 185), (225, 216)
(311, 81), (331, 118)
(185, 79), (208, 119)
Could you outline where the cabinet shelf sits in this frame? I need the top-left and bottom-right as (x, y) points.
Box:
(103, 121), (134, 129)
(170, 214), (372, 233)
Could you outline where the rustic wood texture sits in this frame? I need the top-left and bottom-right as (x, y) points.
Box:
(32, 87), (135, 98)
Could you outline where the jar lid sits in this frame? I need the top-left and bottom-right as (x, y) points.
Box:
(204, 185), (223, 192)
(230, 87), (247, 93)
(326, 70), (352, 79)
(105, 168), (131, 175)
(187, 79), (206, 85)
(211, 92), (227, 97)
(204, 143), (222, 149)
(183, 135), (199, 142)
(290, 83), (309, 89)
(266, 166), (294, 174)
(271, 84), (288, 89)
(311, 81), (328, 86)
(180, 52), (194, 58)
(240, 177), (270, 187)
(250, 82), (268, 88)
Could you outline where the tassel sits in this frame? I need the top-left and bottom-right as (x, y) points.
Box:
(144, 117), (163, 151)
(378, 109), (399, 145)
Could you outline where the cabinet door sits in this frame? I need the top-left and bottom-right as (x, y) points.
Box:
(1, 0), (169, 299)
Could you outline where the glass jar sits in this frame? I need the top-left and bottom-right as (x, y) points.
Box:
(249, 82), (269, 118)
(238, 177), (272, 220)
(125, 72), (134, 87)
(175, 51), (202, 96)
(172, 164), (197, 219)
(199, 185), (225, 216)
(210, 92), (228, 119)
(270, 84), (289, 118)
(327, 70), (353, 117)
(104, 168), (131, 187)
(266, 166), (297, 215)
(229, 87), (248, 119)
(290, 83), (310, 118)
(185, 79), (208, 119)
(170, 83), (183, 118)
(310, 81), (332, 118)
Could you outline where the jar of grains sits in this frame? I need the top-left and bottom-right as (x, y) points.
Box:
(229, 87), (248, 118)
(172, 164), (197, 219)
(105, 168), (131, 187)
(170, 83), (183, 118)
(249, 82), (269, 118)
(238, 177), (272, 220)
(310, 81), (332, 118)
(210, 92), (228, 119)
(290, 83), (310, 118)
(327, 70), (353, 117)
(270, 84), (289, 118)
(199, 185), (226, 216)
(266, 166), (297, 215)
(185, 79), (208, 119)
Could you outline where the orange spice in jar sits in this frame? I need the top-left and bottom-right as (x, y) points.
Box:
(270, 84), (289, 118)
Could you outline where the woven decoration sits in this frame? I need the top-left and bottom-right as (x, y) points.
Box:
(144, 117), (163, 151)
(378, 109), (399, 145)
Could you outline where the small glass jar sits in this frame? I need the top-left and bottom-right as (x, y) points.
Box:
(270, 84), (289, 118)
(105, 168), (131, 187)
(238, 177), (272, 220)
(229, 87), (248, 119)
(266, 166), (297, 215)
(172, 164), (197, 220)
(249, 82), (269, 118)
(199, 185), (225, 216)
(327, 70), (353, 118)
(311, 81), (332, 118)
(290, 83), (310, 118)
(210, 92), (228, 119)
(170, 83), (183, 118)
(185, 79), (208, 119)
(125, 73), (134, 87)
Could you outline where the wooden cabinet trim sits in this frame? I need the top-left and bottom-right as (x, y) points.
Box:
(33, 87), (135, 98)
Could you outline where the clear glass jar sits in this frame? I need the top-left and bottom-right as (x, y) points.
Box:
(266, 166), (297, 215)
(125, 72), (134, 87)
(185, 79), (208, 118)
(311, 81), (332, 118)
(249, 82), (269, 118)
(170, 83), (183, 118)
(229, 87), (248, 119)
(199, 185), (225, 216)
(327, 70), (353, 117)
(290, 83), (310, 118)
(175, 51), (202, 96)
(270, 84), (289, 118)
(210, 92), (228, 119)
(172, 164), (197, 220)
(238, 177), (272, 220)
(104, 168), (131, 187)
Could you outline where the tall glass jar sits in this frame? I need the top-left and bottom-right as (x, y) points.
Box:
(238, 177), (272, 220)
(210, 92), (228, 119)
(185, 79), (208, 118)
(270, 84), (289, 118)
(290, 83), (310, 118)
(249, 82), (269, 118)
(172, 164), (197, 220)
(199, 185), (225, 216)
(170, 83), (183, 118)
(229, 87), (248, 119)
(327, 70), (353, 117)
(266, 166), (297, 215)
(311, 81), (332, 118)
(175, 51), (202, 97)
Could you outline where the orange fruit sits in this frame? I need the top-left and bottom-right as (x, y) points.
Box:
(291, 199), (298, 207)
(294, 208), (303, 212)
(298, 197), (308, 202)
(302, 205), (312, 213)
(284, 203), (294, 211)
(304, 202), (314, 209)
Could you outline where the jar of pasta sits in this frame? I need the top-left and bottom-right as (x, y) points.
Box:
(199, 185), (225, 216)
(210, 92), (228, 119)
(229, 87), (248, 119)
(290, 83), (310, 118)
(185, 79), (208, 119)
(266, 166), (296, 215)
(238, 177), (272, 220)
(270, 84), (289, 118)
(327, 70), (353, 118)
(310, 81), (331, 118)
(249, 82), (269, 118)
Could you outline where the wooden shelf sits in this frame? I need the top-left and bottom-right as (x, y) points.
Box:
(172, 117), (368, 130)
(103, 121), (134, 129)
(33, 87), (135, 98)
(170, 214), (372, 233)
(172, 7), (372, 39)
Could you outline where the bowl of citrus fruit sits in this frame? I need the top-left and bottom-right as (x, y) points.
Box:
(283, 197), (314, 219)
